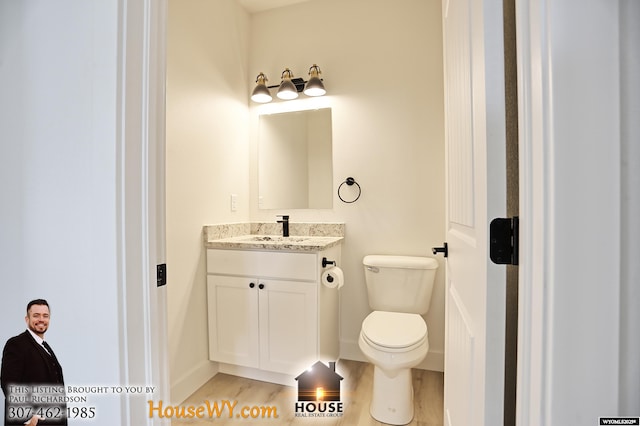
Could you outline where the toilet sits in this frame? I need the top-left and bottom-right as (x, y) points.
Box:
(358, 255), (438, 425)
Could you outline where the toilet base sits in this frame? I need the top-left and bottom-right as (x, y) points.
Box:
(369, 365), (414, 425)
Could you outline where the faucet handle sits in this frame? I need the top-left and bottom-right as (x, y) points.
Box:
(276, 215), (290, 237)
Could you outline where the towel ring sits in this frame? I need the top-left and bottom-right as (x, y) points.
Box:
(338, 177), (361, 203)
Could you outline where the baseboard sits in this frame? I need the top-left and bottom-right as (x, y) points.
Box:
(340, 339), (444, 372)
(340, 339), (368, 363)
(419, 349), (444, 372)
(171, 359), (219, 404)
(218, 363), (297, 387)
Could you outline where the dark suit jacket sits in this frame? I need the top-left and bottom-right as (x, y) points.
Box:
(1, 331), (66, 425)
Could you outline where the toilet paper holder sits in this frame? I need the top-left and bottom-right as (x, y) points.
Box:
(322, 257), (336, 268)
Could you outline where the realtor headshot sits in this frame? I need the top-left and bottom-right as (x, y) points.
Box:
(1, 299), (67, 426)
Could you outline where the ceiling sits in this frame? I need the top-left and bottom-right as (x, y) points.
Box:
(237, 0), (313, 13)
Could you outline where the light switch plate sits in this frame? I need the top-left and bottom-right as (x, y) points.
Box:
(230, 194), (237, 212)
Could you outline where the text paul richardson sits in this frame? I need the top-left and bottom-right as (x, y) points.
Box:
(8, 385), (86, 403)
(148, 400), (279, 420)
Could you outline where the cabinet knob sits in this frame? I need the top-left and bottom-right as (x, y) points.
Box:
(249, 282), (255, 288)
(258, 283), (265, 290)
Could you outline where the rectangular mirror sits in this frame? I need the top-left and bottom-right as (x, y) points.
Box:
(258, 108), (333, 209)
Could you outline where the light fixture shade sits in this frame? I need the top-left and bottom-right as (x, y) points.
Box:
(304, 64), (326, 97)
(251, 84), (272, 103)
(277, 68), (299, 100)
(304, 76), (326, 96)
(251, 72), (272, 103)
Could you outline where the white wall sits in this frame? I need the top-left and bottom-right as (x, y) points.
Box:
(0, 0), (123, 422)
(165, 0), (251, 403)
(247, 0), (446, 369)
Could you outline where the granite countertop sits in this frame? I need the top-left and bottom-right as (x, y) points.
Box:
(205, 235), (343, 252)
(203, 222), (344, 252)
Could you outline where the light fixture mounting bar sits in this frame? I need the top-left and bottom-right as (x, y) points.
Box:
(266, 77), (314, 92)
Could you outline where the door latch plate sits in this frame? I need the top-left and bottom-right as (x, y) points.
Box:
(157, 264), (167, 287)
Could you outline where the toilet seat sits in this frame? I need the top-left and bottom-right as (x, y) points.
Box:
(361, 311), (427, 352)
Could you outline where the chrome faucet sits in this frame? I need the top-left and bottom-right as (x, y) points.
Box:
(276, 215), (289, 237)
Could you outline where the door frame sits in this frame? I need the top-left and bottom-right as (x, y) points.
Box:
(118, 0), (169, 424)
(515, 0), (623, 423)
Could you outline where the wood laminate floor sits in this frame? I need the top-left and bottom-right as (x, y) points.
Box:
(171, 360), (444, 426)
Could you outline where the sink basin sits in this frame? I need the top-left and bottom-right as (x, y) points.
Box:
(240, 235), (310, 243)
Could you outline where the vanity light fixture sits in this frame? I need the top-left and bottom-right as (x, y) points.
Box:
(250, 65), (326, 103)
(250, 72), (273, 103)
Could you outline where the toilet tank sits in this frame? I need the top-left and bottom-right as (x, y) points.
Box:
(363, 255), (438, 315)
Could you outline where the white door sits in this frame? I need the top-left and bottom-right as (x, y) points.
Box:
(441, 0), (507, 424)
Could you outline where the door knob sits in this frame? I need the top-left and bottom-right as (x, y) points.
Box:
(249, 282), (255, 288)
(258, 283), (265, 290)
(432, 242), (448, 258)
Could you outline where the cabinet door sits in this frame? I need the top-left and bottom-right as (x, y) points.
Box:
(258, 279), (318, 375)
(207, 275), (259, 368)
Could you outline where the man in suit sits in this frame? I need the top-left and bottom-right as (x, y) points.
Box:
(1, 299), (67, 426)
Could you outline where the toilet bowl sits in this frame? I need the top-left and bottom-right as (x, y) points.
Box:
(358, 311), (429, 425)
(359, 255), (438, 425)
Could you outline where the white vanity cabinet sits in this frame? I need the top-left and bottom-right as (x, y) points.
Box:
(206, 275), (317, 374)
(206, 245), (340, 384)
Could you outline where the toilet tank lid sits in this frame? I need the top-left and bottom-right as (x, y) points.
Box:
(363, 255), (438, 270)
